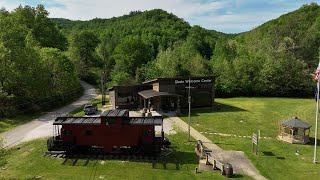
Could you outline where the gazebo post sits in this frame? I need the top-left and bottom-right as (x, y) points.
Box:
(279, 124), (281, 137)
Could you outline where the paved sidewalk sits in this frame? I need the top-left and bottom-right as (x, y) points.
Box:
(164, 112), (221, 150)
(163, 112), (267, 180)
(0, 81), (98, 148)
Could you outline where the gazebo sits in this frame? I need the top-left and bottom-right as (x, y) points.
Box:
(278, 116), (311, 144)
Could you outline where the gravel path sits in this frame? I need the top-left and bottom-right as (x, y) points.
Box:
(0, 81), (98, 148)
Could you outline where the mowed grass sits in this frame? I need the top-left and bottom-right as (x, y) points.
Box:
(0, 131), (251, 180)
(0, 114), (43, 134)
(180, 97), (320, 179)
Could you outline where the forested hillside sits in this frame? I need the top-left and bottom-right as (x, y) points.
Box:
(214, 3), (320, 96)
(1, 3), (319, 118)
(52, 3), (320, 97)
(52, 9), (223, 86)
(0, 5), (81, 117)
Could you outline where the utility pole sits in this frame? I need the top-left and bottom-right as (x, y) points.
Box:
(101, 49), (107, 106)
(101, 67), (106, 106)
(185, 77), (195, 142)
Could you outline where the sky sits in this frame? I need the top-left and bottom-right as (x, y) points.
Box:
(0, 0), (319, 33)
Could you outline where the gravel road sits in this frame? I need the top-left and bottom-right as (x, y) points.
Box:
(0, 81), (98, 148)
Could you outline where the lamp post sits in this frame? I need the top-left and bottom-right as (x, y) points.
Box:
(185, 77), (195, 142)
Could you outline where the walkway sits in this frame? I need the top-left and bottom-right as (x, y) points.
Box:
(0, 81), (98, 148)
(163, 112), (267, 180)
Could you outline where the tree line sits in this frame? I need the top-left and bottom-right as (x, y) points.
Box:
(0, 5), (81, 117)
(55, 3), (320, 97)
(1, 3), (320, 118)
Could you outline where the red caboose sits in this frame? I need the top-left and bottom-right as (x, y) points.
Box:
(47, 109), (170, 154)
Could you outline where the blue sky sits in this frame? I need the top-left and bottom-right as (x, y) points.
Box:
(0, 0), (319, 33)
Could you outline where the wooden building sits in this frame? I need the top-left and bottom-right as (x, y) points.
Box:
(109, 76), (215, 112)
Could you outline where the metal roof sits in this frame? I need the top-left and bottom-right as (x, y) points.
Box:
(138, 89), (180, 99)
(53, 117), (101, 125)
(143, 76), (214, 84)
(280, 116), (311, 129)
(129, 116), (163, 125)
(100, 109), (129, 117)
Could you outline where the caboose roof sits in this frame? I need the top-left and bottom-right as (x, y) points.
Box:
(101, 109), (129, 117)
(53, 117), (101, 125)
(129, 116), (163, 125)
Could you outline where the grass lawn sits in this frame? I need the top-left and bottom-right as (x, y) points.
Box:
(180, 97), (320, 179)
(0, 113), (45, 134)
(0, 131), (251, 179)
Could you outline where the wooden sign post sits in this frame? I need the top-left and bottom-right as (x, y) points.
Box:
(252, 130), (260, 156)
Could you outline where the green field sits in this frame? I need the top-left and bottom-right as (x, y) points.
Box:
(0, 131), (250, 179)
(180, 97), (320, 179)
(0, 114), (45, 134)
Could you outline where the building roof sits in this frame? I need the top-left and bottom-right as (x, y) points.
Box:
(108, 84), (151, 91)
(129, 116), (163, 125)
(53, 117), (101, 125)
(280, 116), (311, 129)
(138, 89), (180, 99)
(143, 76), (214, 84)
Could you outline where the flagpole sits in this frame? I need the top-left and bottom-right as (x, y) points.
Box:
(314, 65), (320, 164)
(188, 77), (191, 142)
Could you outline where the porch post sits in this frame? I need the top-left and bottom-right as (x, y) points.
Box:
(176, 96), (180, 114)
(159, 96), (162, 111)
(148, 98), (151, 112)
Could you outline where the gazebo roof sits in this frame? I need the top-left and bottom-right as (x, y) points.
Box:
(280, 116), (311, 129)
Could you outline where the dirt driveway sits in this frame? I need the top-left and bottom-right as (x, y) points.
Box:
(0, 81), (98, 148)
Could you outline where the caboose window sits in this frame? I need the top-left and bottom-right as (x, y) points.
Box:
(106, 118), (116, 125)
(63, 130), (72, 136)
(144, 129), (152, 136)
(85, 130), (93, 136)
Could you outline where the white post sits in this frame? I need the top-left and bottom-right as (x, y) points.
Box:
(314, 78), (319, 163)
(257, 130), (260, 157)
(188, 77), (191, 142)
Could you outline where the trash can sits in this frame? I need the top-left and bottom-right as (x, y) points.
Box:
(223, 163), (233, 178)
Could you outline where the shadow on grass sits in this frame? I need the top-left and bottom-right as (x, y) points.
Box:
(59, 149), (198, 170)
(179, 102), (246, 118)
(307, 137), (320, 146)
(262, 151), (275, 156)
(260, 151), (285, 160)
(232, 174), (245, 178)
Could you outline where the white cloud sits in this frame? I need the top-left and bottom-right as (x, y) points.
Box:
(0, 0), (317, 33)
(193, 11), (285, 33)
(46, 0), (226, 20)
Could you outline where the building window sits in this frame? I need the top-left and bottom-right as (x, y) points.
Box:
(117, 93), (132, 105)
